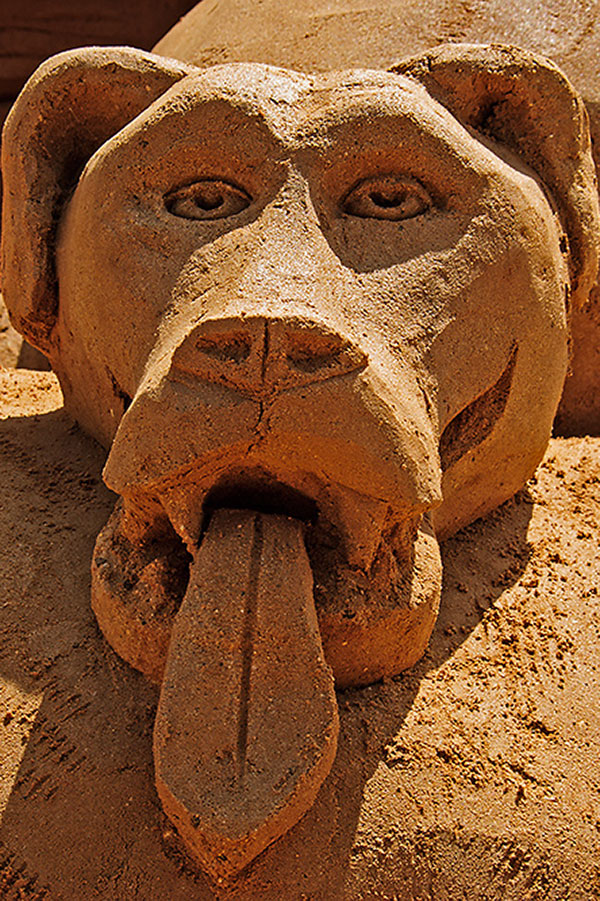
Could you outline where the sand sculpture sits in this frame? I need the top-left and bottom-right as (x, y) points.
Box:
(1, 0), (599, 883)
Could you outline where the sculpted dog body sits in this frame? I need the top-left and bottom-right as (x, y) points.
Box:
(1, 7), (598, 881)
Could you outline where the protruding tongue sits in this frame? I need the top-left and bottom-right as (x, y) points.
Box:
(153, 509), (339, 880)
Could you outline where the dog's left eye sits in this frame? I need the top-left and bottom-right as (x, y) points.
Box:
(342, 176), (431, 221)
(165, 180), (252, 220)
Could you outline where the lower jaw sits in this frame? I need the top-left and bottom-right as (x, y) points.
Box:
(91, 484), (442, 690)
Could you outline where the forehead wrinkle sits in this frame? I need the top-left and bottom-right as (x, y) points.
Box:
(295, 72), (447, 139)
(148, 65), (316, 145)
(286, 77), (478, 158)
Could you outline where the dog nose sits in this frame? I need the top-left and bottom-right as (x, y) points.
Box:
(169, 316), (368, 396)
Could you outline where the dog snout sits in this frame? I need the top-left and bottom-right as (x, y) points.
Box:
(169, 315), (368, 397)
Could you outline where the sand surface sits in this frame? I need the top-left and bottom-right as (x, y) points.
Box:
(0, 370), (599, 900)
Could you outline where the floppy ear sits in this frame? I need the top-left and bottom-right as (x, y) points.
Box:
(392, 44), (600, 315)
(1, 47), (194, 353)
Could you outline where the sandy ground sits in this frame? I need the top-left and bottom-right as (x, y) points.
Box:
(0, 370), (599, 900)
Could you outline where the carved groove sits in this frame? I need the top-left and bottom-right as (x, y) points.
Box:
(237, 513), (263, 778)
(440, 346), (517, 469)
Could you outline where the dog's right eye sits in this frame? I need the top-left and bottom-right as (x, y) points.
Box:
(165, 179), (251, 220)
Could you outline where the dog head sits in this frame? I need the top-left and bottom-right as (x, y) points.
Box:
(2, 43), (598, 877)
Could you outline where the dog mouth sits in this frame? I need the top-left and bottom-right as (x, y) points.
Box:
(91, 465), (432, 678)
(91, 462), (441, 878)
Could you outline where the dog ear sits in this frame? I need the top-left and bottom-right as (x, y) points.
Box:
(1, 47), (194, 353)
(392, 44), (600, 315)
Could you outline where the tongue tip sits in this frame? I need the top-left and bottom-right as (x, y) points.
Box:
(155, 712), (339, 881)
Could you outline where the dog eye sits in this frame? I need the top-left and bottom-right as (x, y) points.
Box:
(165, 180), (251, 220)
(342, 176), (430, 221)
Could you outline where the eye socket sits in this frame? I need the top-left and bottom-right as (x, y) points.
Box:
(342, 175), (431, 221)
(165, 179), (251, 220)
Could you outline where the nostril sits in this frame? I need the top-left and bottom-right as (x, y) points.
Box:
(195, 333), (252, 364)
(286, 333), (346, 374)
(288, 349), (344, 374)
(169, 319), (264, 393)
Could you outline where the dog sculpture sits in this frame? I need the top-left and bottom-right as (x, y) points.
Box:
(2, 21), (599, 880)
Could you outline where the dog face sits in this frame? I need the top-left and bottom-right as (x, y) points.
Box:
(2, 46), (598, 878)
(52, 60), (570, 677)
